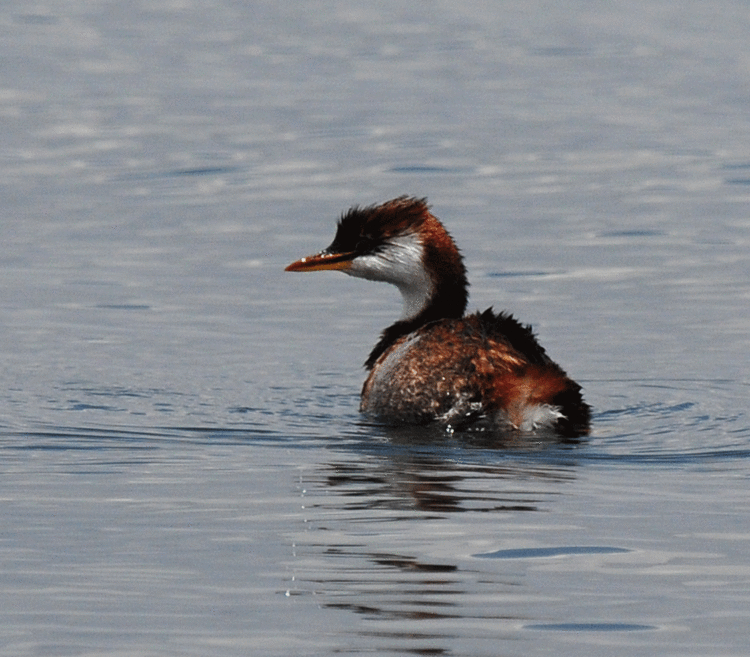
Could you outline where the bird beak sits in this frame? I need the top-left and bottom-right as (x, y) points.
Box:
(285, 250), (355, 272)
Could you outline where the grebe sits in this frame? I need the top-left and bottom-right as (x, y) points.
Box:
(285, 196), (590, 436)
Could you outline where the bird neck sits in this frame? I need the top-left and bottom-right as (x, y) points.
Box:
(365, 237), (469, 369)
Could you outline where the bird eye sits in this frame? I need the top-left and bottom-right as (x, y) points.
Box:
(356, 235), (377, 253)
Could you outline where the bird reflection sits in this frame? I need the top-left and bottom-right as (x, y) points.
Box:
(322, 424), (577, 514)
(289, 428), (580, 653)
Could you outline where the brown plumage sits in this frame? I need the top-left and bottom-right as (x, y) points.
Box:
(286, 196), (590, 436)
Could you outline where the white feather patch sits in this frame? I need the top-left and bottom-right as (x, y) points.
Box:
(518, 404), (564, 431)
(345, 232), (433, 321)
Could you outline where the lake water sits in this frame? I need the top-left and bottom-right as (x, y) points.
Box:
(2, 1), (750, 655)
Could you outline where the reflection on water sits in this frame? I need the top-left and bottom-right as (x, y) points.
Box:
(477, 546), (630, 559)
(324, 460), (545, 514)
(319, 445), (576, 515)
(284, 418), (750, 655)
(525, 622), (656, 632)
(287, 442), (580, 653)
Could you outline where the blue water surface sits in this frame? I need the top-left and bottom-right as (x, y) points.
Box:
(1, 1), (749, 656)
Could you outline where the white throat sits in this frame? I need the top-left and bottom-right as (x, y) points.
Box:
(345, 232), (434, 321)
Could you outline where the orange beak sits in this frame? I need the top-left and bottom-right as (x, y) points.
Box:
(285, 250), (355, 272)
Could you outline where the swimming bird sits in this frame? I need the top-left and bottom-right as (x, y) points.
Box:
(285, 196), (590, 436)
